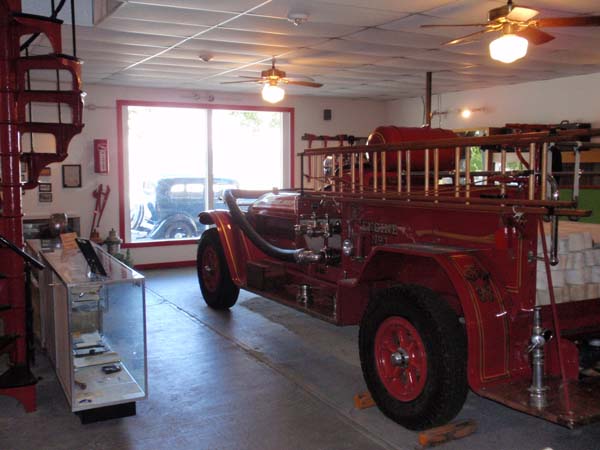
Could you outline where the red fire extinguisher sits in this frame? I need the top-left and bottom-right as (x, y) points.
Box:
(94, 139), (109, 174)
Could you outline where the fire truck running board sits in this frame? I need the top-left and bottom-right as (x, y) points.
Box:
(478, 376), (600, 428)
(246, 261), (338, 324)
(384, 242), (478, 255)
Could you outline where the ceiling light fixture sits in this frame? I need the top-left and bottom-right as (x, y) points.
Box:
(460, 108), (472, 119)
(262, 83), (285, 103)
(460, 107), (486, 118)
(431, 107), (486, 120)
(489, 25), (528, 63)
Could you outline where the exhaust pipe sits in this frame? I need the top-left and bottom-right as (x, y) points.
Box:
(224, 189), (322, 264)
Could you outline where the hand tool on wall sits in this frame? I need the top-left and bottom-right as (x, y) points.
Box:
(89, 184), (111, 239)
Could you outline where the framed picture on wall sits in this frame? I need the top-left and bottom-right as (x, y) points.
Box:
(38, 183), (52, 193)
(39, 167), (51, 177)
(39, 192), (53, 203)
(62, 164), (81, 188)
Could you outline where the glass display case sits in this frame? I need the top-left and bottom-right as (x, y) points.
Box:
(23, 214), (80, 239)
(28, 239), (147, 421)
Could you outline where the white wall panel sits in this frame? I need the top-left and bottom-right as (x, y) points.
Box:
(22, 84), (386, 266)
(386, 71), (600, 130)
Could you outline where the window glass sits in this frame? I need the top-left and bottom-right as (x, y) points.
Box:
(170, 184), (185, 193)
(122, 104), (289, 246)
(126, 106), (207, 243)
(213, 110), (283, 190)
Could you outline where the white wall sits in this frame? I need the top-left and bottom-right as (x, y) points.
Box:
(22, 84), (387, 266)
(386, 72), (600, 129)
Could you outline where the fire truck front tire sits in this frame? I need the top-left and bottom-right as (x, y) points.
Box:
(359, 285), (467, 430)
(197, 228), (239, 309)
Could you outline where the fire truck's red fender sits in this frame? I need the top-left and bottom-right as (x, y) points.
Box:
(357, 245), (511, 391)
(198, 210), (253, 287)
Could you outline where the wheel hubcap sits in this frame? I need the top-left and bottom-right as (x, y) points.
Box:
(201, 247), (220, 292)
(374, 316), (427, 401)
(390, 348), (410, 367)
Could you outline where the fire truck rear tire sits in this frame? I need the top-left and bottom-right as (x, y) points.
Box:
(197, 227), (239, 309)
(359, 285), (467, 430)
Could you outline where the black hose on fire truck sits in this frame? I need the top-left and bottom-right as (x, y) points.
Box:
(223, 189), (322, 264)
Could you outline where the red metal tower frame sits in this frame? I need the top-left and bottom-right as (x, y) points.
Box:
(0, 0), (84, 412)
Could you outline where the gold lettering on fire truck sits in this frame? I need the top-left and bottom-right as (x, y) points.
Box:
(359, 221), (398, 236)
(464, 265), (495, 303)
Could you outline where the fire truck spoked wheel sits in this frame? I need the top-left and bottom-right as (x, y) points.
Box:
(359, 285), (468, 430)
(196, 228), (239, 309)
(374, 316), (427, 402)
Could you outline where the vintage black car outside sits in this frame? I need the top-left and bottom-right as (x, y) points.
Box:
(138, 177), (238, 240)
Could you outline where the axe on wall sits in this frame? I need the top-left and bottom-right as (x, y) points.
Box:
(89, 184), (111, 239)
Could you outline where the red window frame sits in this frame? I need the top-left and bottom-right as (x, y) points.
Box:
(116, 100), (295, 249)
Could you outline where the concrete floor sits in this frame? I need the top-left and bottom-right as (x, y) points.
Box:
(1, 266), (600, 449)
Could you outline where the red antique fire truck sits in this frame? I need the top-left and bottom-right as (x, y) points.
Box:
(196, 125), (600, 430)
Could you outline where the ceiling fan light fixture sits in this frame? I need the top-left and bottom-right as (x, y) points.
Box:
(287, 12), (309, 26)
(262, 83), (285, 103)
(489, 33), (528, 63)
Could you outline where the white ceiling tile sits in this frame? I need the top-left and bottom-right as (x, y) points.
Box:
(284, 51), (380, 66)
(343, 65), (423, 76)
(190, 28), (325, 48)
(313, 38), (415, 57)
(533, 32), (600, 52)
(346, 28), (450, 49)
(97, 17), (206, 38)
(127, 68), (231, 80)
(225, 15), (362, 37)
(153, 53), (262, 66)
(529, 48), (600, 64)
(542, 25), (600, 39)
(68, 28), (179, 48)
(175, 40), (290, 58)
(315, 0), (459, 14)
(523, 1), (600, 15)
(125, 0), (270, 13)
(130, 63), (238, 75)
(38, 0), (600, 99)
(113, 3), (234, 26)
(415, 48), (482, 65)
(67, 40), (165, 55)
(380, 13), (455, 32)
(423, 0), (504, 23)
(254, 0), (409, 26)
(374, 57), (469, 72)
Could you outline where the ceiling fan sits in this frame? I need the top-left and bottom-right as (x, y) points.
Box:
(421, 0), (600, 63)
(222, 58), (323, 103)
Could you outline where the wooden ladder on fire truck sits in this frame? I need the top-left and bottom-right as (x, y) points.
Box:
(301, 127), (600, 427)
(0, 0), (84, 411)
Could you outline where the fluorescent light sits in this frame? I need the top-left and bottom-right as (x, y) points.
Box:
(489, 34), (528, 64)
(262, 84), (285, 103)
